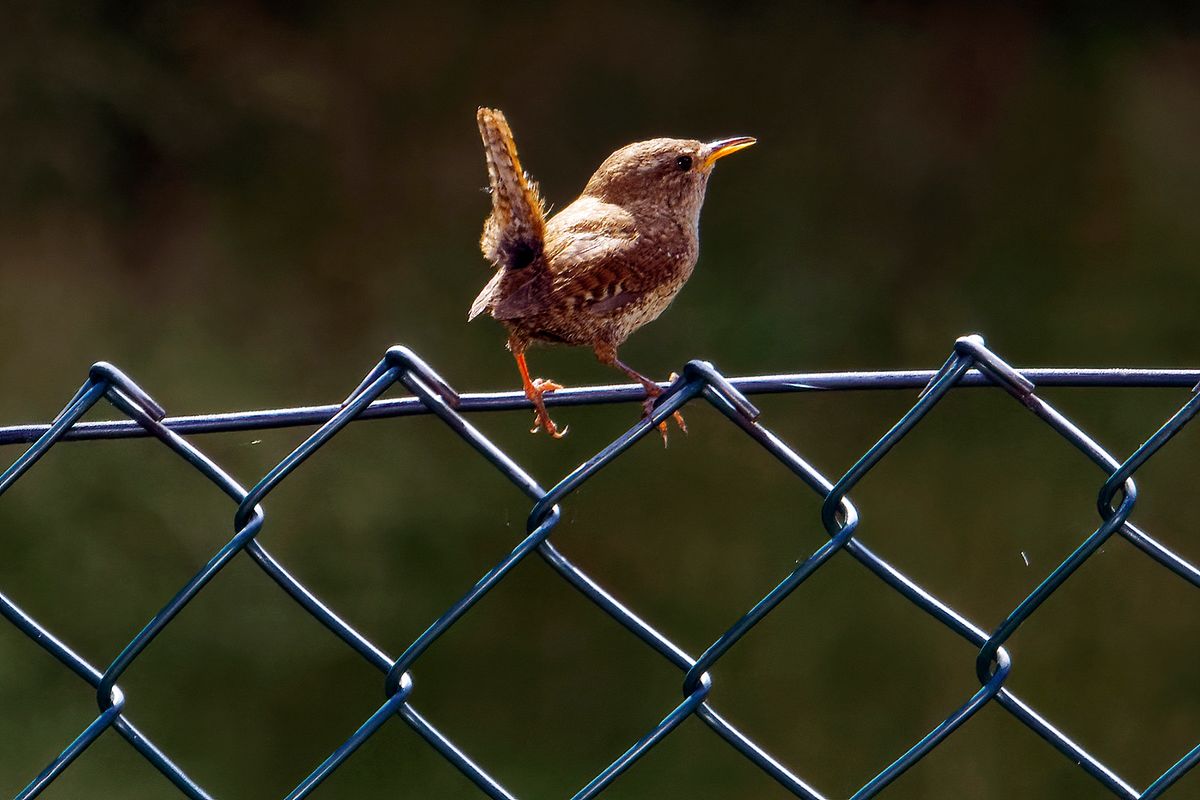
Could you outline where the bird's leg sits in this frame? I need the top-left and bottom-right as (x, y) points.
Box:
(616, 359), (688, 441)
(511, 346), (566, 438)
(594, 345), (686, 445)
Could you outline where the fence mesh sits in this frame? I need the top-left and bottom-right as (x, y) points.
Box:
(1, 334), (1197, 799)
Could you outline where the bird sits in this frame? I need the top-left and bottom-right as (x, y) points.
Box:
(469, 107), (754, 442)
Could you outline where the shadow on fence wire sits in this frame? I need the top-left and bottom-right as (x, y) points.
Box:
(1, 334), (1198, 799)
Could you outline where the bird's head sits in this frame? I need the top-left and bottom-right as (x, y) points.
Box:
(581, 135), (755, 221)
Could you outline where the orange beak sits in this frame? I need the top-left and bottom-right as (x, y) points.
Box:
(700, 136), (756, 169)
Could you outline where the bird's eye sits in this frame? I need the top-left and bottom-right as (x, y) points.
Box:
(675, 155), (693, 171)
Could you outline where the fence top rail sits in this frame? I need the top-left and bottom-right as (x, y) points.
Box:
(0, 366), (1196, 446)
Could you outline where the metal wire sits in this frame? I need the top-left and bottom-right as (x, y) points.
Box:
(1, 335), (1197, 798)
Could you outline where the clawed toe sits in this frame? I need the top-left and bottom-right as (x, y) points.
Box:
(512, 349), (569, 441)
(642, 393), (687, 447)
(530, 413), (568, 438)
(527, 377), (567, 438)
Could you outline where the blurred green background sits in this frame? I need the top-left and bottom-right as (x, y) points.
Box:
(1, 2), (1199, 798)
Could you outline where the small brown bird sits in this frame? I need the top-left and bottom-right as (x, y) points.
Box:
(470, 107), (754, 441)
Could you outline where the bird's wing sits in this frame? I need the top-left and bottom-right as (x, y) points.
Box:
(484, 202), (639, 320)
(468, 269), (504, 321)
(542, 208), (652, 316)
(487, 267), (549, 320)
(477, 108), (547, 271)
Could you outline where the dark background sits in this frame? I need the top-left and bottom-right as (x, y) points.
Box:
(1, 3), (1198, 798)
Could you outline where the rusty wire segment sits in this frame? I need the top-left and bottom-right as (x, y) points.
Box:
(0, 336), (1197, 799)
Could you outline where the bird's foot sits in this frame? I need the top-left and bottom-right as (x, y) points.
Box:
(530, 413), (568, 438)
(642, 378), (687, 447)
(527, 378), (567, 438)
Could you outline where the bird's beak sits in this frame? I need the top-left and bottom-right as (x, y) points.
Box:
(700, 136), (756, 169)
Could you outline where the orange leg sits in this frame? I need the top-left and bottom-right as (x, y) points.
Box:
(594, 346), (686, 446)
(512, 348), (566, 438)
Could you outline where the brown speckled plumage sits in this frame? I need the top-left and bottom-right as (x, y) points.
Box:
(470, 107), (754, 440)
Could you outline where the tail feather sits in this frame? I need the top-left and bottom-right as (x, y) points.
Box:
(477, 108), (547, 271)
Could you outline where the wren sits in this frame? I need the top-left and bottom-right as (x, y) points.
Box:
(470, 107), (754, 442)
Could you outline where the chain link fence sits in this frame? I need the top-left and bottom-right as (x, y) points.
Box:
(1, 334), (1197, 799)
